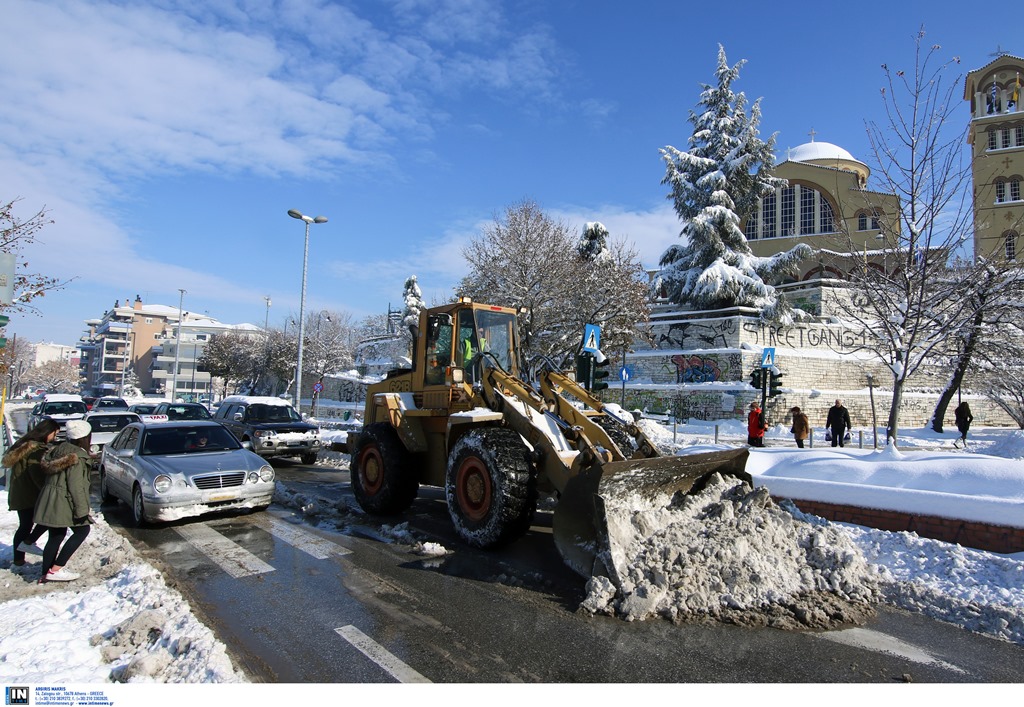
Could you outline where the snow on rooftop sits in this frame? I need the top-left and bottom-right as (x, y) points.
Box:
(787, 140), (862, 165)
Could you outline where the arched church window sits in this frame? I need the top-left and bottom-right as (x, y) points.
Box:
(1007, 232), (1018, 261)
(857, 212), (868, 231)
(996, 179), (1007, 203)
(989, 130), (998, 150)
(744, 210), (759, 240)
(799, 188), (815, 235)
(762, 192), (776, 237)
(1012, 179), (1021, 201)
(781, 187), (796, 236)
(819, 198), (837, 233)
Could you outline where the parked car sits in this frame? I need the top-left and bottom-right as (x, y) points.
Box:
(94, 396), (129, 410)
(28, 394), (88, 434)
(98, 420), (275, 526)
(148, 402), (213, 421)
(213, 395), (322, 464)
(84, 410), (142, 455)
(128, 403), (160, 415)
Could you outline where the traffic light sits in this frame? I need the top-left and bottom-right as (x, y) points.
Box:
(749, 368), (763, 391)
(592, 355), (610, 391)
(768, 370), (784, 397)
(575, 352), (594, 390)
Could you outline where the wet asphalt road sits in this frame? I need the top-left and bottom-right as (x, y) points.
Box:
(95, 456), (1024, 684)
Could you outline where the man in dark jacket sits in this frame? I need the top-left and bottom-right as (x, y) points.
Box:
(825, 399), (852, 448)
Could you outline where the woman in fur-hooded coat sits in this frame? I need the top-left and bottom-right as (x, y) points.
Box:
(4, 418), (60, 565)
(34, 420), (94, 582)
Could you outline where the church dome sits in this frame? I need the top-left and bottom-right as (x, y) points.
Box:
(785, 140), (869, 184)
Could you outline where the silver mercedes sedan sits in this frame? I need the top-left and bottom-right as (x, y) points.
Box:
(98, 420), (275, 525)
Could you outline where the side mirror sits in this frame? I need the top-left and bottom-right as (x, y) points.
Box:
(241, 440), (253, 450)
(233, 412), (243, 422)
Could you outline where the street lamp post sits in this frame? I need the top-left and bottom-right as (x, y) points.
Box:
(171, 289), (186, 401)
(287, 209), (328, 411)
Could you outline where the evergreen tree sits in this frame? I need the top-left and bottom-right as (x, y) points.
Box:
(657, 45), (809, 321)
(401, 275), (425, 330)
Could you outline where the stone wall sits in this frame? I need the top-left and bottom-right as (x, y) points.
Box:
(611, 306), (1016, 430)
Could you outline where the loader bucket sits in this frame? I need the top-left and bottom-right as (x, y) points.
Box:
(552, 448), (751, 585)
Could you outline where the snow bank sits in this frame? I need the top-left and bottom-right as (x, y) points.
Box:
(581, 473), (882, 628)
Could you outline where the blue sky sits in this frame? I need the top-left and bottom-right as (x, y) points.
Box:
(0, 0), (1003, 347)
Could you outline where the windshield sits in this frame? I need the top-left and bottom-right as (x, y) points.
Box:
(141, 426), (242, 455)
(475, 310), (517, 372)
(246, 404), (300, 422)
(43, 402), (87, 416)
(163, 405), (212, 420)
(88, 415), (139, 433)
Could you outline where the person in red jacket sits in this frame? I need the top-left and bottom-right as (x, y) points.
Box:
(747, 401), (767, 447)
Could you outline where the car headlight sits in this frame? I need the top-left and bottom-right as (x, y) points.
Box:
(154, 475), (172, 493)
(254, 429), (277, 438)
(247, 471), (259, 484)
(259, 465), (275, 482)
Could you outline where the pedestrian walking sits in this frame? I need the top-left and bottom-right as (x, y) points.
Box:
(747, 401), (767, 447)
(825, 399), (852, 448)
(3, 418), (60, 566)
(34, 420), (94, 583)
(954, 401), (974, 447)
(790, 406), (810, 449)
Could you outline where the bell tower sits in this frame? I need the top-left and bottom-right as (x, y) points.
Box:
(965, 52), (1024, 261)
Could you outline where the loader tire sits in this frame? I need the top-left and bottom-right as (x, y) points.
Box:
(446, 427), (537, 549)
(351, 423), (419, 515)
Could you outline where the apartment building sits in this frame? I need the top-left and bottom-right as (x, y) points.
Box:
(78, 295), (234, 399)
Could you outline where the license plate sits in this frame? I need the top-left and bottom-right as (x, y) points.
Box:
(209, 493), (234, 502)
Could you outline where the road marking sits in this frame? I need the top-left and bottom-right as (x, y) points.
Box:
(246, 513), (352, 559)
(817, 628), (965, 673)
(335, 625), (431, 683)
(174, 524), (275, 578)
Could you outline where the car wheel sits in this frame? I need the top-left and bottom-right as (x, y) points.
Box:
(131, 485), (148, 527)
(99, 469), (116, 505)
(300, 452), (318, 465)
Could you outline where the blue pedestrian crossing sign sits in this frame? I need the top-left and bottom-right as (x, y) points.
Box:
(619, 366), (631, 382)
(761, 347), (776, 369)
(582, 324), (601, 353)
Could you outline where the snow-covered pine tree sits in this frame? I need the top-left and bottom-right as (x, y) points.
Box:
(401, 275), (425, 330)
(578, 222), (611, 263)
(657, 45), (810, 322)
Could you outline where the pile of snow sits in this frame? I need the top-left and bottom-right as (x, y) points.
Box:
(582, 473), (880, 628)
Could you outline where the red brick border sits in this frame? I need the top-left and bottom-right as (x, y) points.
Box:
(779, 497), (1024, 554)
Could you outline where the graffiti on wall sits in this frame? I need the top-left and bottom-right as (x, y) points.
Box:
(659, 319), (737, 350)
(742, 321), (870, 352)
(671, 354), (723, 384)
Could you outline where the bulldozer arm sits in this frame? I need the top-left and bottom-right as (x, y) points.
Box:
(552, 447), (751, 586)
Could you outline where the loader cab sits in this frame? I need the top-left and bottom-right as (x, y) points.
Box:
(421, 303), (519, 387)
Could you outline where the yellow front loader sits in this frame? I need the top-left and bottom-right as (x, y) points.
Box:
(350, 299), (749, 582)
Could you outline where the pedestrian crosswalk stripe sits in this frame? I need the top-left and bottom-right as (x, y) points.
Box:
(174, 524), (275, 578)
(335, 625), (431, 683)
(247, 513), (352, 559)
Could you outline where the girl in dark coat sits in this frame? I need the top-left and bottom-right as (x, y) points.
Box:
(3, 418), (60, 566)
(35, 420), (94, 583)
